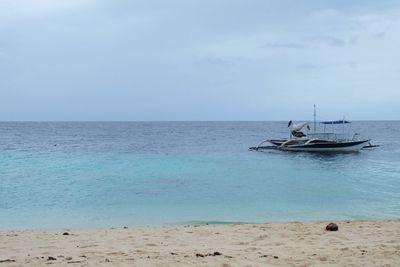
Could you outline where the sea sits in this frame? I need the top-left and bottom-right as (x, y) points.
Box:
(0, 121), (399, 229)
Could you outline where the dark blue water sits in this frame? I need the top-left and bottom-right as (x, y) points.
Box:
(0, 121), (399, 229)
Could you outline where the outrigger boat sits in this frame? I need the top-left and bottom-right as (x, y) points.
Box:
(250, 106), (378, 152)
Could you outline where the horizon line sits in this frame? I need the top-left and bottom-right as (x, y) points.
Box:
(0, 119), (399, 123)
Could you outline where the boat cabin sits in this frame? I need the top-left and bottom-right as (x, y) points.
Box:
(306, 120), (354, 141)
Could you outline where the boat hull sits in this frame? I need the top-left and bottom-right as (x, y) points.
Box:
(279, 140), (369, 152)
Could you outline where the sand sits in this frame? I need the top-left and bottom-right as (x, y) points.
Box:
(1, 220), (400, 266)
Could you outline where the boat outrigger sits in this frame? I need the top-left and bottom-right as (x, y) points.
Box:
(250, 107), (378, 152)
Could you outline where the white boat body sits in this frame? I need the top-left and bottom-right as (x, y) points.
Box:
(252, 138), (370, 152)
(278, 140), (369, 152)
(250, 115), (376, 153)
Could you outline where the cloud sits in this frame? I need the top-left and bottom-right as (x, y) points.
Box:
(261, 42), (306, 49)
(309, 35), (358, 47)
(0, 0), (94, 25)
(310, 8), (342, 21)
(196, 56), (237, 66)
(1, 0), (400, 120)
(325, 37), (346, 47)
(296, 63), (319, 70)
(371, 32), (386, 39)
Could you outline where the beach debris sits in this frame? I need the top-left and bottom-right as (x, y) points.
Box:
(47, 256), (57, 261)
(0, 259), (16, 263)
(273, 256), (279, 259)
(196, 252), (222, 257)
(326, 223), (339, 231)
(62, 232), (70, 235)
(170, 252), (178, 255)
(123, 226), (128, 229)
(6, 234), (18, 237)
(105, 258), (111, 262)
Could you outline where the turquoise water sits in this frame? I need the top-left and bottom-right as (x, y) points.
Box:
(1, 121), (399, 229)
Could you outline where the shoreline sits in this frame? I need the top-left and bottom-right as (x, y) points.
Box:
(1, 219), (400, 266)
(2, 215), (394, 231)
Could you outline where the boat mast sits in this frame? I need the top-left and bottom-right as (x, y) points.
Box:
(313, 104), (316, 132)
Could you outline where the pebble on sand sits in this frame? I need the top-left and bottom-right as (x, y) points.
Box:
(326, 223), (339, 231)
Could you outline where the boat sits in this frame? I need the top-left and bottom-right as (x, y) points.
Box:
(250, 106), (377, 152)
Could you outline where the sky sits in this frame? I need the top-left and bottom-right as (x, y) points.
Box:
(0, 0), (399, 121)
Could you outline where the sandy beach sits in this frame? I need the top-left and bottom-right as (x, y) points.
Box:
(1, 220), (399, 266)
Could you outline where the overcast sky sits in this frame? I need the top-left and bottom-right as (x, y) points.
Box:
(1, 0), (399, 121)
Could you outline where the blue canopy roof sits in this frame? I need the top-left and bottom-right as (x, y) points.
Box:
(320, 120), (350, 124)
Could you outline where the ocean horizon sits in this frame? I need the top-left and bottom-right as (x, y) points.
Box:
(1, 121), (399, 229)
